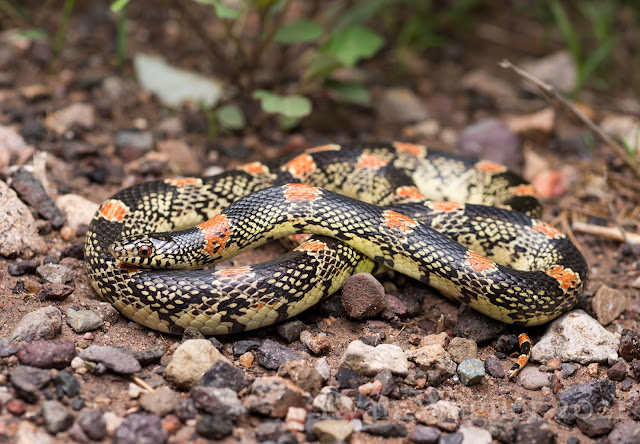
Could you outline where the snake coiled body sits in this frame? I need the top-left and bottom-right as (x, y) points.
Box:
(85, 142), (588, 335)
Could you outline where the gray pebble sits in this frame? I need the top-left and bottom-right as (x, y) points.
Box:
(199, 360), (250, 392)
(10, 306), (62, 343)
(37, 263), (73, 285)
(10, 365), (52, 401)
(255, 339), (303, 370)
(191, 386), (245, 419)
(457, 358), (485, 386)
(409, 424), (441, 444)
(66, 308), (104, 333)
(139, 386), (179, 417)
(113, 413), (167, 444)
(277, 320), (307, 343)
(42, 400), (74, 434)
(79, 345), (141, 374)
(484, 355), (505, 378)
(196, 414), (233, 440)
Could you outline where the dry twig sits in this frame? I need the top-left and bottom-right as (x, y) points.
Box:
(572, 221), (640, 245)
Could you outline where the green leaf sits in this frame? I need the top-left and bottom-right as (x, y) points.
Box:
(333, 0), (387, 29)
(110, 0), (130, 13)
(304, 53), (343, 80)
(216, 104), (245, 130)
(253, 90), (312, 118)
(325, 79), (370, 105)
(274, 20), (323, 44)
(16, 28), (47, 41)
(195, 0), (241, 19)
(320, 26), (384, 67)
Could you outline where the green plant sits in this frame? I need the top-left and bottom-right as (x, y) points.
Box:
(548, 0), (620, 94)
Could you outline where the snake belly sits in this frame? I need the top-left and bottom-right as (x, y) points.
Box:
(85, 142), (588, 335)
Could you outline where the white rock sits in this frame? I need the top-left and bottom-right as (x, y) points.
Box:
(339, 340), (410, 377)
(0, 180), (43, 257)
(164, 339), (230, 389)
(531, 309), (619, 364)
(45, 103), (95, 134)
(55, 194), (100, 231)
(460, 424), (492, 444)
(405, 344), (457, 378)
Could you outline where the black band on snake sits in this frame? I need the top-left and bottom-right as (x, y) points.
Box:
(85, 142), (588, 336)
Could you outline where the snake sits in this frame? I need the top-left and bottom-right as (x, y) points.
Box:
(85, 142), (588, 338)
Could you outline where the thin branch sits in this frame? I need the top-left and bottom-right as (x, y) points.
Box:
(572, 220), (640, 245)
(499, 59), (640, 178)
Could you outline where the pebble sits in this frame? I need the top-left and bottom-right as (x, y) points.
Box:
(36, 264), (73, 285)
(174, 398), (197, 421)
(42, 400), (74, 434)
(362, 421), (407, 437)
(459, 425), (491, 444)
(255, 339), (304, 370)
(562, 362), (578, 377)
(161, 414), (181, 435)
(77, 409), (107, 441)
(494, 333), (519, 355)
(15, 422), (53, 444)
(195, 415), (233, 440)
(633, 359), (640, 379)
(608, 360), (627, 381)
(163, 339), (229, 389)
(139, 386), (180, 417)
(45, 103), (95, 134)
(335, 367), (363, 388)
(238, 351), (254, 367)
(11, 168), (66, 229)
(157, 140), (201, 175)
(66, 308), (104, 333)
(409, 424), (441, 443)
(591, 285), (627, 325)
(115, 129), (154, 160)
(555, 380), (616, 425)
(415, 401), (462, 432)
(312, 386), (354, 414)
(456, 118), (521, 170)
(447, 337), (478, 364)
(78, 345), (142, 374)
(609, 421), (640, 444)
(39, 283), (75, 301)
(484, 355), (505, 378)
(440, 432), (463, 444)
(629, 398), (640, 421)
(113, 413), (167, 444)
(341, 273), (386, 319)
(199, 360), (250, 392)
(515, 417), (555, 444)
(516, 366), (551, 390)
(10, 365), (52, 401)
(312, 419), (355, 443)
(55, 194), (99, 232)
(0, 338), (19, 358)
(286, 407), (307, 432)
(17, 339), (75, 369)
(303, 334), (332, 355)
(341, 340), (410, 377)
(575, 415), (614, 437)
(531, 309), (619, 364)
(192, 386), (245, 421)
(8, 260), (40, 276)
(406, 344), (457, 379)
(244, 376), (308, 418)
(103, 411), (122, 435)
(90, 302), (121, 325)
(521, 51), (576, 93)
(381, 293), (408, 319)
(256, 420), (291, 441)
(453, 306), (505, 344)
(619, 329), (640, 361)
(457, 358), (485, 386)
(232, 339), (261, 356)
(485, 419), (518, 444)
(420, 332), (450, 348)
(128, 346), (165, 367)
(279, 359), (324, 396)
(374, 369), (396, 396)
(314, 357), (331, 381)
(277, 320), (307, 343)
(6, 398), (26, 416)
(53, 371), (81, 397)
(0, 180), (42, 257)
(10, 306), (62, 344)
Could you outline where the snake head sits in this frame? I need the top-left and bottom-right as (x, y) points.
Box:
(109, 233), (184, 269)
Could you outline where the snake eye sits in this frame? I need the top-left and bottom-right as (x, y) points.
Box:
(138, 245), (153, 258)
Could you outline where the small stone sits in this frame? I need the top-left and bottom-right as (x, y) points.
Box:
(406, 344), (457, 379)
(45, 103), (95, 134)
(562, 363), (578, 377)
(278, 359), (324, 396)
(374, 368), (396, 396)
(629, 398), (640, 421)
(191, 386), (245, 419)
(382, 293), (408, 318)
(115, 129), (154, 160)
(10, 306), (62, 343)
(362, 421), (407, 437)
(11, 167), (67, 230)
(163, 339), (229, 389)
(157, 139), (200, 175)
(420, 332), (450, 349)
(10, 365), (52, 402)
(39, 283), (75, 301)
(37, 264), (73, 285)
(66, 308), (104, 333)
(494, 334), (519, 355)
(575, 415), (614, 437)
(199, 360), (250, 392)
(341, 340), (410, 377)
(341, 273), (386, 319)
(555, 380), (616, 425)
(42, 400), (74, 434)
(244, 376), (308, 418)
(459, 425), (491, 444)
(516, 366), (551, 390)
(304, 334), (332, 355)
(456, 118), (521, 170)
(128, 346), (165, 367)
(607, 360), (627, 381)
(77, 410), (107, 441)
(457, 358), (485, 386)
(255, 339), (304, 370)
(484, 355), (505, 378)
(238, 351), (254, 367)
(312, 419), (354, 443)
(531, 309), (619, 364)
(314, 357), (331, 381)
(447, 337), (478, 364)
(55, 194), (99, 232)
(619, 329), (640, 361)
(139, 386), (180, 417)
(486, 419), (518, 443)
(91, 302), (120, 325)
(6, 398), (26, 416)
(378, 87), (429, 123)
(609, 421), (640, 444)
(409, 424), (441, 444)
(592, 285), (626, 325)
(277, 320), (306, 343)
(286, 406), (307, 432)
(174, 398), (197, 421)
(415, 400), (461, 432)
(0, 338), (18, 358)
(8, 260), (40, 276)
(17, 339), (75, 369)
(312, 386), (354, 414)
(53, 371), (81, 397)
(335, 367), (363, 389)
(358, 380), (383, 396)
(113, 413), (167, 444)
(0, 180), (42, 257)
(161, 414), (181, 435)
(232, 339), (261, 356)
(78, 345), (142, 374)
(515, 417), (555, 444)
(521, 51), (576, 94)
(546, 357), (562, 371)
(195, 415), (233, 440)
(439, 432), (463, 444)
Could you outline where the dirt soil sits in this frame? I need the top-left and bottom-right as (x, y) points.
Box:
(1, 2), (640, 444)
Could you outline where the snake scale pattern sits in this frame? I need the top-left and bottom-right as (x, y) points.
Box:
(85, 142), (588, 335)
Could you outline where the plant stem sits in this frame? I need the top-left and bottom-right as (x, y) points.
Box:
(50, 0), (76, 72)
